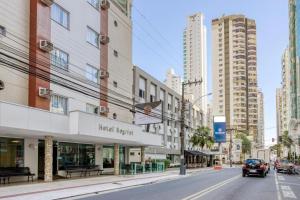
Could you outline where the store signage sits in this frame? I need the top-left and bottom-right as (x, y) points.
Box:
(213, 116), (226, 143)
(98, 124), (134, 136)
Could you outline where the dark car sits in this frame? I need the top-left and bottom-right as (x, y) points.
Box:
(242, 159), (268, 178)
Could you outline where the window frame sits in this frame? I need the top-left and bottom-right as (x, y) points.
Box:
(50, 94), (68, 115)
(51, 47), (69, 71)
(86, 26), (99, 48)
(87, 0), (100, 10)
(86, 64), (99, 84)
(51, 3), (70, 30)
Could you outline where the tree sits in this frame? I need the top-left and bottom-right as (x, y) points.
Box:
(235, 133), (251, 158)
(270, 143), (282, 157)
(190, 126), (214, 150)
(189, 126), (214, 167)
(282, 131), (293, 149)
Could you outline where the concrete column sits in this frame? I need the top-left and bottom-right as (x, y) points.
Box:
(114, 144), (119, 175)
(124, 146), (130, 164)
(141, 146), (145, 164)
(24, 138), (39, 180)
(95, 144), (103, 170)
(44, 136), (53, 182)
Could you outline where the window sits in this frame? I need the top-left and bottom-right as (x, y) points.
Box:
(86, 64), (99, 83)
(87, 0), (99, 9)
(103, 146), (114, 168)
(150, 83), (156, 102)
(58, 142), (95, 170)
(51, 48), (69, 70)
(139, 77), (146, 99)
(167, 136), (172, 142)
(86, 103), (98, 114)
(0, 137), (24, 167)
(51, 95), (68, 115)
(87, 27), (99, 47)
(51, 3), (69, 29)
(168, 94), (173, 110)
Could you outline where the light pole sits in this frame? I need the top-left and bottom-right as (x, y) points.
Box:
(180, 79), (202, 175)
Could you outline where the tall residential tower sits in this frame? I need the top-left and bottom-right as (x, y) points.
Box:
(212, 15), (258, 141)
(183, 13), (208, 123)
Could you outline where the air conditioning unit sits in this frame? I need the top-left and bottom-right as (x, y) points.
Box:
(39, 40), (54, 52)
(99, 34), (110, 45)
(100, 0), (110, 10)
(40, 0), (54, 7)
(99, 70), (109, 79)
(99, 106), (109, 114)
(38, 87), (52, 98)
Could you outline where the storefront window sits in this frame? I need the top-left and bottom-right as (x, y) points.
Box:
(58, 142), (95, 170)
(103, 146), (114, 168)
(0, 137), (24, 167)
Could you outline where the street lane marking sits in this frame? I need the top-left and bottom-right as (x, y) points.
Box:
(281, 185), (297, 199)
(181, 175), (240, 200)
(277, 176), (285, 181)
(278, 182), (300, 186)
(274, 171), (282, 200)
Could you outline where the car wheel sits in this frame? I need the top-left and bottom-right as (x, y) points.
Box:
(261, 173), (265, 178)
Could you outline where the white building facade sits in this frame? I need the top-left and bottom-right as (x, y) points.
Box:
(183, 13), (208, 125)
(164, 68), (181, 95)
(0, 0), (161, 182)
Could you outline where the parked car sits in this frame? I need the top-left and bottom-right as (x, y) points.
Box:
(242, 159), (268, 178)
(276, 159), (295, 174)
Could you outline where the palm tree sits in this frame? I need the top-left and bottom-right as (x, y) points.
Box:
(190, 126), (214, 167)
(282, 131), (293, 149)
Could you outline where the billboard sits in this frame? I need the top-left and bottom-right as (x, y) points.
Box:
(134, 101), (163, 125)
(213, 116), (226, 143)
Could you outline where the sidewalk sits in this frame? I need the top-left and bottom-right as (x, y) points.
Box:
(0, 168), (213, 200)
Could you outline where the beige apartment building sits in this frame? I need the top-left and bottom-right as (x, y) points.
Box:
(212, 15), (259, 144)
(164, 68), (181, 95)
(257, 89), (264, 148)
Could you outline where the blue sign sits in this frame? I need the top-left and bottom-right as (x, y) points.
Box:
(213, 122), (226, 143)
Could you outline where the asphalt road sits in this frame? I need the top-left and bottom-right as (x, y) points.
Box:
(77, 168), (300, 200)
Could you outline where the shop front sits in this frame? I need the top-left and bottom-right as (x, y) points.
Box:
(0, 101), (162, 183)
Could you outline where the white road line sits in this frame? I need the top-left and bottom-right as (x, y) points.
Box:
(181, 175), (240, 200)
(274, 172), (282, 200)
(277, 176), (285, 181)
(281, 185), (297, 199)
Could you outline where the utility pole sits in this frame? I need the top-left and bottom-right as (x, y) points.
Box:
(226, 128), (235, 168)
(180, 79), (202, 175)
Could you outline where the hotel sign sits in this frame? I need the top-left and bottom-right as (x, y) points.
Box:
(98, 124), (134, 136)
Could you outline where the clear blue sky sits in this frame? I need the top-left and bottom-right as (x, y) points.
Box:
(131, 0), (288, 146)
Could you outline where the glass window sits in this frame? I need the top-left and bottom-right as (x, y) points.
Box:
(103, 146), (114, 168)
(51, 48), (69, 70)
(86, 103), (98, 114)
(139, 77), (146, 99)
(51, 3), (69, 29)
(87, 27), (99, 47)
(86, 64), (99, 83)
(51, 95), (68, 115)
(58, 142), (95, 170)
(0, 137), (24, 167)
(87, 0), (99, 9)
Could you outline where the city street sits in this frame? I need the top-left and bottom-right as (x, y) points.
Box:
(77, 168), (300, 200)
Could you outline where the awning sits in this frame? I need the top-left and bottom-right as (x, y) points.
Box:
(184, 150), (208, 156)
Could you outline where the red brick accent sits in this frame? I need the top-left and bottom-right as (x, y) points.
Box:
(28, 0), (51, 110)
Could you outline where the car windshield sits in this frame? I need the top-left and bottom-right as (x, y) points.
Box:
(246, 159), (261, 165)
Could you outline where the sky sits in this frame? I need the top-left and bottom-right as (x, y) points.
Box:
(131, 0), (289, 147)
